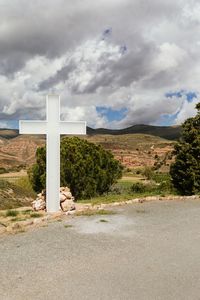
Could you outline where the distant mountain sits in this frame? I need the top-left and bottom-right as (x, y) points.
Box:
(0, 129), (19, 139)
(0, 124), (181, 140)
(87, 124), (181, 140)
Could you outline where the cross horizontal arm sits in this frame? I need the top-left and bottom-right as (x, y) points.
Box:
(19, 121), (47, 134)
(59, 121), (87, 135)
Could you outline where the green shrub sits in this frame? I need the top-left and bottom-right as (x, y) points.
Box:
(29, 137), (123, 200)
(170, 103), (200, 195)
(131, 182), (147, 193)
(131, 177), (173, 195)
(108, 184), (123, 195)
(156, 180), (172, 193)
(142, 166), (154, 180)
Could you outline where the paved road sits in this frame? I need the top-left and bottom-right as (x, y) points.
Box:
(1, 199), (200, 300)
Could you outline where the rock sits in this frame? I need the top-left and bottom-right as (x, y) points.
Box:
(65, 210), (76, 216)
(138, 198), (144, 203)
(32, 186), (76, 212)
(60, 186), (70, 193)
(32, 198), (46, 211)
(112, 202), (120, 206)
(61, 199), (76, 212)
(60, 193), (67, 202)
(59, 186), (76, 212)
(132, 199), (139, 203)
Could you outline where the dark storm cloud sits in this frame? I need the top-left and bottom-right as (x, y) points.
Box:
(0, 0), (181, 76)
(79, 44), (156, 94)
(38, 39), (156, 94)
(38, 63), (75, 91)
(0, 0), (100, 75)
(0, 0), (199, 127)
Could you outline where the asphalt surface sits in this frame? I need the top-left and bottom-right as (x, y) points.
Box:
(1, 199), (200, 300)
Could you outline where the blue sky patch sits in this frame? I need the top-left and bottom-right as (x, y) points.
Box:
(0, 120), (19, 129)
(156, 113), (179, 126)
(96, 106), (127, 122)
(166, 90), (197, 102)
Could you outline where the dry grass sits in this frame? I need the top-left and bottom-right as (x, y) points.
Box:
(0, 178), (36, 210)
(0, 208), (44, 231)
(64, 224), (73, 228)
(76, 209), (116, 217)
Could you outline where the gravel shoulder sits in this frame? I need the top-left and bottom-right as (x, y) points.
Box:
(1, 199), (200, 300)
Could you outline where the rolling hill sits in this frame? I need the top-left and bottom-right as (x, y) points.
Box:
(0, 129), (19, 139)
(0, 124), (181, 140)
(87, 124), (181, 140)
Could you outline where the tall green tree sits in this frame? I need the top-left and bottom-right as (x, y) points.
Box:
(29, 137), (123, 199)
(170, 103), (200, 195)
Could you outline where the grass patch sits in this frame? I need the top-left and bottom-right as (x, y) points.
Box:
(11, 217), (27, 222)
(64, 224), (73, 228)
(78, 194), (132, 205)
(30, 212), (42, 218)
(95, 209), (115, 215)
(77, 174), (176, 205)
(152, 172), (171, 183)
(0, 179), (35, 210)
(6, 210), (19, 217)
(21, 209), (33, 215)
(76, 209), (115, 217)
(15, 228), (26, 234)
(136, 209), (147, 214)
(99, 219), (108, 223)
(14, 176), (36, 198)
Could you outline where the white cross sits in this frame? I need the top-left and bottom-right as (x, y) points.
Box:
(19, 95), (86, 212)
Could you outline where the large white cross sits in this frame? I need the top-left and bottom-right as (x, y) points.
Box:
(19, 95), (86, 212)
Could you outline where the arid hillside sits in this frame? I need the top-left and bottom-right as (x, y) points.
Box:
(0, 135), (45, 169)
(0, 129), (175, 171)
(87, 134), (174, 170)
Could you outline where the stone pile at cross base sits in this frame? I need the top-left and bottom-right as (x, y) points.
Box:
(32, 187), (76, 212)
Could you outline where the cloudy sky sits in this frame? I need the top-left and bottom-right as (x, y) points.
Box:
(0, 0), (200, 129)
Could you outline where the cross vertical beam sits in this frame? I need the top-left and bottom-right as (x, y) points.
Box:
(46, 95), (61, 212)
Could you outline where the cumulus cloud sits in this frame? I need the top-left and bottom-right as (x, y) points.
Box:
(39, 36), (124, 93)
(0, 0), (200, 128)
(175, 96), (199, 124)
